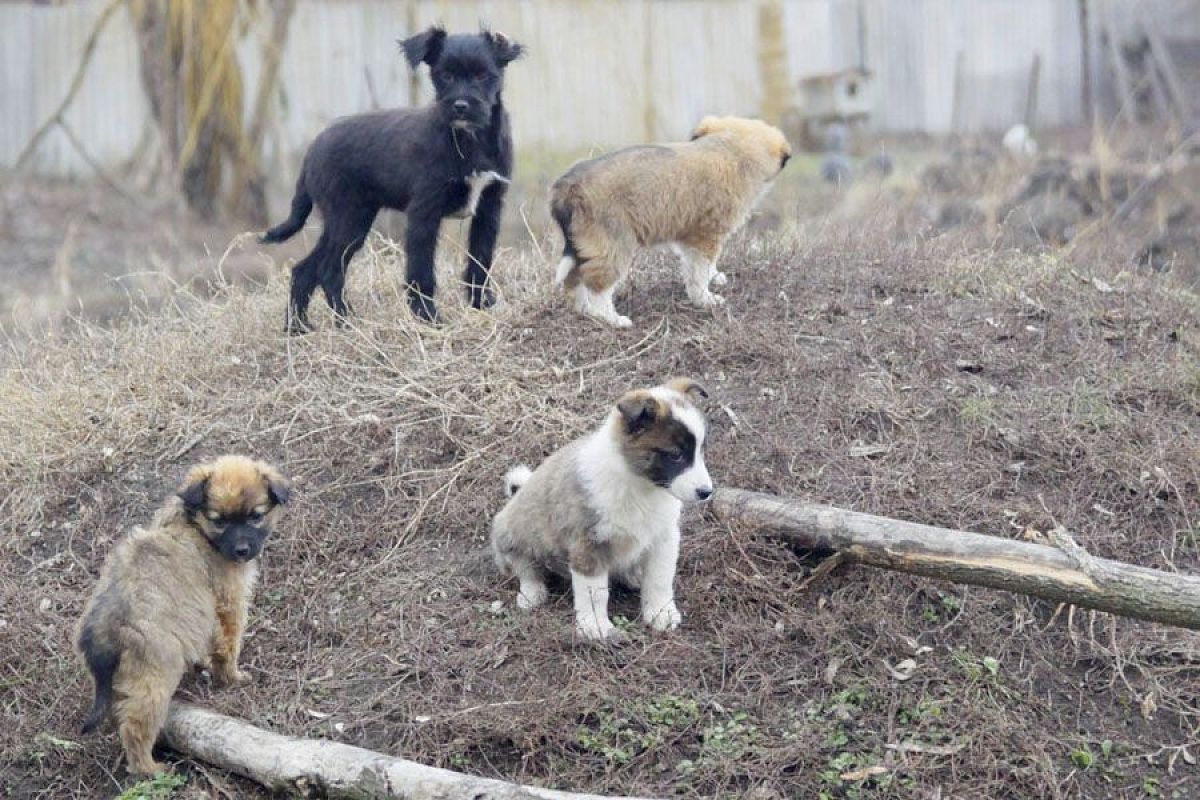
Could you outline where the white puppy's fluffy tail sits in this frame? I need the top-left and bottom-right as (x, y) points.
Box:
(553, 256), (576, 287)
(504, 465), (533, 498)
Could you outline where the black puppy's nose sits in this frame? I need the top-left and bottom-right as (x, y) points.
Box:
(233, 543), (252, 559)
(696, 488), (713, 501)
(453, 99), (470, 113)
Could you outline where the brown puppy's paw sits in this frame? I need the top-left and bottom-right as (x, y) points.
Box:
(214, 665), (253, 687)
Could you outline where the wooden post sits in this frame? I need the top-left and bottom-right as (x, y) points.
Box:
(1079, 0), (1093, 122)
(951, 49), (965, 134)
(642, 0), (657, 141)
(1142, 16), (1192, 124)
(1024, 52), (1041, 129)
(757, 1), (790, 127)
(1103, 17), (1136, 124)
(406, 0), (421, 107)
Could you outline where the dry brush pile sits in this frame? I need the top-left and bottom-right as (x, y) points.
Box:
(2, 222), (1199, 798)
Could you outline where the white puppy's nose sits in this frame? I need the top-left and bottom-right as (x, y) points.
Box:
(696, 487), (713, 501)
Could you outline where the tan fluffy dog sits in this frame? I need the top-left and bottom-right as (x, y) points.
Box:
(550, 116), (791, 327)
(76, 455), (289, 774)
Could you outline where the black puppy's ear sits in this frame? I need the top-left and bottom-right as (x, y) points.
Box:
(617, 391), (661, 435)
(485, 29), (525, 65)
(400, 25), (447, 68)
(177, 465), (211, 511)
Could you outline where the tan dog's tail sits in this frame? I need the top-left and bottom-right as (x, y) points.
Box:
(550, 192), (582, 289)
(554, 256), (577, 287)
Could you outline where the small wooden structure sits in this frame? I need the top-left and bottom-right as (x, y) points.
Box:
(791, 67), (874, 149)
(796, 67), (875, 122)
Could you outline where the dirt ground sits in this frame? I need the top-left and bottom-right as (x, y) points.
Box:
(2, 141), (1200, 799)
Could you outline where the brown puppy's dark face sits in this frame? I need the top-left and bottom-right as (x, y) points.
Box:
(178, 455), (290, 563)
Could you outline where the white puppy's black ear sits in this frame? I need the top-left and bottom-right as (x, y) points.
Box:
(485, 29), (525, 65)
(617, 391), (661, 435)
(400, 25), (447, 68)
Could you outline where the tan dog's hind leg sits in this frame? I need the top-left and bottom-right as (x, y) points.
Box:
(115, 661), (178, 775)
(577, 258), (632, 328)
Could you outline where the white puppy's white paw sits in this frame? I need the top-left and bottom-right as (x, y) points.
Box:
(576, 614), (624, 643)
(516, 583), (549, 611)
(612, 315), (633, 328)
(694, 292), (725, 308)
(644, 601), (682, 632)
(711, 271), (728, 287)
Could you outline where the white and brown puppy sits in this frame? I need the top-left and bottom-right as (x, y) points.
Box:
(550, 116), (791, 327)
(491, 378), (712, 642)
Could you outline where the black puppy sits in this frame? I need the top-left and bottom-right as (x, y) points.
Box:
(261, 26), (524, 331)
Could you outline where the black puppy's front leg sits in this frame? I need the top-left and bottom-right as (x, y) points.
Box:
(405, 204), (443, 323)
(464, 183), (506, 310)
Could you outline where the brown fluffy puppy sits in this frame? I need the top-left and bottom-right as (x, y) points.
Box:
(550, 116), (791, 327)
(76, 455), (289, 775)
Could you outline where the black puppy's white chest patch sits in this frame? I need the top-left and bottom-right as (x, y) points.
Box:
(447, 170), (507, 219)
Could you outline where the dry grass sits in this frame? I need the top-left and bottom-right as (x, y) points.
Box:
(2, 215), (1200, 799)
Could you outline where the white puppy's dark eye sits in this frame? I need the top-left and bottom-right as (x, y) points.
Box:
(664, 451), (686, 464)
(248, 510), (264, 522)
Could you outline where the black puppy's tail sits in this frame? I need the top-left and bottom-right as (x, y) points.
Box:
(78, 625), (120, 734)
(261, 172), (313, 244)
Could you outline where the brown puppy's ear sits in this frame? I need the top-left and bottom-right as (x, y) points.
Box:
(664, 377), (709, 402)
(177, 464), (212, 511)
(399, 25), (447, 69)
(485, 29), (526, 65)
(617, 391), (662, 435)
(257, 463), (291, 506)
(690, 115), (719, 141)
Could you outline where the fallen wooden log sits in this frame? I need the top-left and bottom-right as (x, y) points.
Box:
(163, 703), (659, 800)
(710, 488), (1200, 631)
